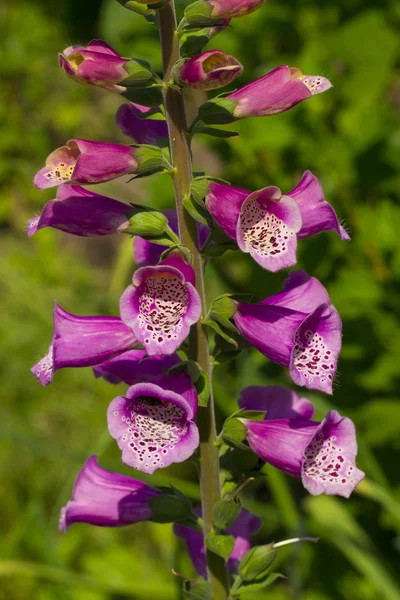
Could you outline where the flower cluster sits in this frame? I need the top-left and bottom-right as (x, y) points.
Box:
(30, 0), (364, 595)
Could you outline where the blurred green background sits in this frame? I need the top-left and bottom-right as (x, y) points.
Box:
(1, 0), (400, 598)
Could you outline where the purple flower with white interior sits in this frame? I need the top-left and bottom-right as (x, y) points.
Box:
(227, 65), (332, 118)
(59, 39), (140, 92)
(174, 508), (262, 577)
(239, 385), (315, 421)
(133, 209), (209, 267)
(107, 373), (199, 474)
(33, 139), (138, 190)
(205, 171), (349, 271)
(120, 253), (201, 355)
(93, 350), (181, 385)
(233, 270), (342, 394)
(179, 50), (243, 91)
(27, 184), (133, 237)
(116, 102), (168, 145)
(241, 410), (365, 497)
(60, 455), (160, 531)
(32, 303), (137, 386)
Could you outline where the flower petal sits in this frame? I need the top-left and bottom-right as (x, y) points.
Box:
(120, 266), (201, 355)
(237, 187), (302, 271)
(32, 303), (136, 386)
(234, 302), (304, 366)
(72, 139), (137, 184)
(288, 171), (350, 241)
(290, 303), (342, 394)
(262, 270), (331, 313)
(107, 382), (199, 474)
(60, 455), (159, 531)
(93, 350), (179, 385)
(242, 418), (318, 477)
(205, 181), (250, 240)
(302, 410), (365, 497)
(28, 184), (131, 237)
(33, 143), (79, 189)
(239, 385), (315, 420)
(116, 102), (168, 145)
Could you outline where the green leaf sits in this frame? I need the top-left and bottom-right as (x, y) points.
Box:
(193, 126), (239, 138)
(213, 499), (241, 530)
(183, 579), (211, 600)
(222, 418), (248, 450)
(149, 485), (196, 524)
(194, 370), (210, 407)
(238, 544), (277, 582)
(211, 349), (242, 366)
(231, 572), (284, 596)
(183, 194), (213, 227)
(198, 97), (238, 125)
(205, 531), (235, 561)
(203, 317), (238, 348)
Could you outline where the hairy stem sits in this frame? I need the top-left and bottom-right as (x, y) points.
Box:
(157, 2), (229, 597)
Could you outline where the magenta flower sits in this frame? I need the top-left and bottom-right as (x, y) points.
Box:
(33, 139), (138, 190)
(107, 374), (199, 474)
(27, 184), (132, 238)
(116, 102), (168, 145)
(93, 350), (181, 385)
(60, 455), (160, 531)
(186, 0), (265, 20)
(174, 508), (261, 577)
(233, 270), (342, 394)
(179, 50), (243, 91)
(32, 304), (137, 386)
(239, 385), (315, 421)
(228, 65), (332, 118)
(120, 254), (202, 355)
(133, 209), (209, 267)
(241, 410), (365, 498)
(59, 39), (151, 92)
(205, 171), (349, 272)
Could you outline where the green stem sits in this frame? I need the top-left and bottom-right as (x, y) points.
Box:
(157, 2), (229, 598)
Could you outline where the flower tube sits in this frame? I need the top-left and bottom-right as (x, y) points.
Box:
(233, 270), (342, 394)
(34, 139), (138, 189)
(241, 410), (365, 497)
(60, 455), (160, 530)
(32, 304), (137, 386)
(59, 39), (152, 92)
(178, 50), (243, 91)
(27, 184), (133, 237)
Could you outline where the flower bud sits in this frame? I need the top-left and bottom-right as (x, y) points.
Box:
(59, 39), (152, 92)
(125, 206), (168, 237)
(185, 0), (265, 24)
(198, 65), (333, 123)
(177, 50), (243, 91)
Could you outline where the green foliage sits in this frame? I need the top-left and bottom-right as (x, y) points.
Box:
(1, 0), (400, 599)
